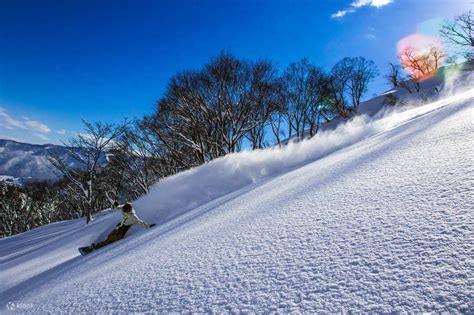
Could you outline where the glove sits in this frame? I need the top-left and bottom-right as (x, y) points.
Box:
(149, 224), (156, 228)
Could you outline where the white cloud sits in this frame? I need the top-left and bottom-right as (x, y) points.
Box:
(56, 129), (67, 135)
(24, 119), (51, 133)
(0, 107), (22, 130)
(332, 0), (393, 18)
(331, 9), (354, 18)
(0, 107), (51, 133)
(351, 0), (393, 8)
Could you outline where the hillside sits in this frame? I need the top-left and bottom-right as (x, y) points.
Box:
(0, 72), (472, 312)
(0, 140), (107, 184)
(0, 140), (70, 184)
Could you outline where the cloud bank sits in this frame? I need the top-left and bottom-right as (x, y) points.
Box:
(0, 107), (51, 133)
(332, 0), (393, 18)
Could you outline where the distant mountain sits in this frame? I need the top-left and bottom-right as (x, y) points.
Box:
(0, 139), (90, 184)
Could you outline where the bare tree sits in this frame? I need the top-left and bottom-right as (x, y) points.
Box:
(245, 60), (280, 149)
(400, 46), (446, 81)
(329, 59), (352, 118)
(440, 10), (473, 58)
(205, 53), (274, 153)
(305, 70), (331, 137)
(385, 62), (403, 87)
(0, 181), (70, 238)
(329, 57), (378, 117)
(147, 52), (279, 165)
(281, 59), (330, 140)
(0, 184), (25, 237)
(144, 70), (218, 168)
(109, 122), (175, 199)
(384, 62), (420, 93)
(49, 120), (124, 223)
(348, 57), (379, 110)
(281, 59), (311, 139)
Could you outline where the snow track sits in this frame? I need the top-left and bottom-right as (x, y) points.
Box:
(1, 89), (473, 312)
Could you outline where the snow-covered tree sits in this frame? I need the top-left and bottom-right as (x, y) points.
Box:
(49, 120), (124, 223)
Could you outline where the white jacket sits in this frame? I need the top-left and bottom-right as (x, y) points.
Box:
(115, 205), (150, 228)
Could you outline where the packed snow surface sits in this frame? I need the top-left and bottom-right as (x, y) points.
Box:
(1, 85), (473, 312)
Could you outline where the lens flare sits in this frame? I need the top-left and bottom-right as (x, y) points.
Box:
(416, 17), (444, 37)
(397, 34), (445, 81)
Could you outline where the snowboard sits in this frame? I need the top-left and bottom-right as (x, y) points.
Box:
(78, 224), (156, 256)
(78, 246), (94, 256)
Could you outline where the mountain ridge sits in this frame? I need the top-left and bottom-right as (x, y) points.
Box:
(0, 139), (80, 184)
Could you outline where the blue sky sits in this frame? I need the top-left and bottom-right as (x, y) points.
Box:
(0, 0), (470, 144)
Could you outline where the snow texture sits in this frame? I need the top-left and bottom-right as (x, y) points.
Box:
(0, 72), (473, 313)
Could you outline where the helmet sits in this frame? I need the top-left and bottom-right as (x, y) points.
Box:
(122, 203), (133, 213)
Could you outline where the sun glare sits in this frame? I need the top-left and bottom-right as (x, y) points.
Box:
(397, 33), (446, 81)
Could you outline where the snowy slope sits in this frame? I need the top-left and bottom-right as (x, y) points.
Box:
(1, 81), (473, 312)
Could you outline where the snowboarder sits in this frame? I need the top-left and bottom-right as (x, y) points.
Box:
(79, 202), (155, 255)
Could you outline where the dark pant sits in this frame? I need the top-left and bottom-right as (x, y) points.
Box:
(93, 224), (131, 249)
